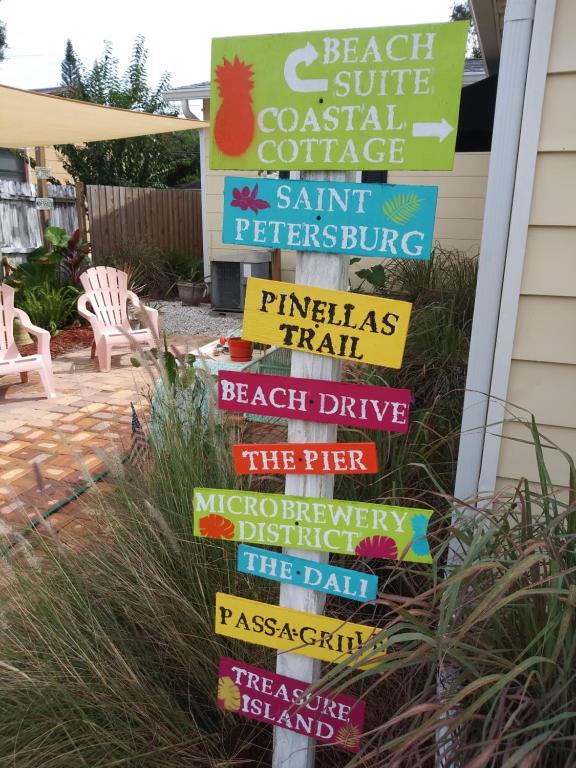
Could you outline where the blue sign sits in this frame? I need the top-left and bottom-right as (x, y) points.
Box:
(222, 176), (438, 260)
(237, 544), (378, 603)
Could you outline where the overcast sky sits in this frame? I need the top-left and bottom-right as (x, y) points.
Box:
(1, 0), (455, 94)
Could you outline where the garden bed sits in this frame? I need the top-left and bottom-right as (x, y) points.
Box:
(19, 327), (94, 358)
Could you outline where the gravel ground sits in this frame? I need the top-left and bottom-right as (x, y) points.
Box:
(153, 301), (243, 336)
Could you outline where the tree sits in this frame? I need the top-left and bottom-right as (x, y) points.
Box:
(0, 1), (7, 62)
(451, 1), (481, 59)
(61, 40), (83, 94)
(56, 36), (200, 188)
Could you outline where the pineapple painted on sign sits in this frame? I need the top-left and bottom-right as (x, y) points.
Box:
(214, 56), (256, 156)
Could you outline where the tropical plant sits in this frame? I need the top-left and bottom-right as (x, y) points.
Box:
(44, 226), (90, 285)
(17, 283), (80, 335)
(5, 245), (61, 293)
(56, 36), (200, 188)
(321, 420), (576, 768)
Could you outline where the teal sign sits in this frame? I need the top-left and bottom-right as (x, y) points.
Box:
(237, 544), (378, 602)
(222, 176), (438, 260)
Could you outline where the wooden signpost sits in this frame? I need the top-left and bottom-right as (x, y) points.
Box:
(237, 545), (378, 602)
(206, 19), (467, 767)
(222, 176), (438, 260)
(210, 23), (468, 171)
(219, 370), (411, 432)
(232, 442), (378, 474)
(194, 487), (432, 562)
(217, 656), (366, 752)
(215, 593), (383, 669)
(242, 276), (412, 367)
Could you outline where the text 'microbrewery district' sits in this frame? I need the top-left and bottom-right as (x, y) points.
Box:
(194, 488), (432, 563)
(210, 22), (468, 170)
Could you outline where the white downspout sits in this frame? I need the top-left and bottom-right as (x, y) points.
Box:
(198, 126), (210, 282)
(479, 0), (557, 494)
(453, 0), (536, 519)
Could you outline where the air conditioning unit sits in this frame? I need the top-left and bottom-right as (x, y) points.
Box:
(211, 251), (271, 312)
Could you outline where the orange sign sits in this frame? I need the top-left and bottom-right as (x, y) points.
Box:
(232, 442), (378, 474)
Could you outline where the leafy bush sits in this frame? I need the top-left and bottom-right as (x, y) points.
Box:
(7, 227), (89, 294)
(18, 283), (79, 336)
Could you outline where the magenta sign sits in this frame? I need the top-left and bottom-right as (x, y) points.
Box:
(218, 370), (411, 433)
(217, 656), (366, 752)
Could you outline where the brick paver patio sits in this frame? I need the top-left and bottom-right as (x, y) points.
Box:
(0, 335), (212, 540)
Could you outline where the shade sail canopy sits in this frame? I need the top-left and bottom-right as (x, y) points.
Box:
(0, 84), (208, 148)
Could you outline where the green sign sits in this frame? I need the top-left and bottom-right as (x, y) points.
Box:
(193, 487), (433, 563)
(209, 22), (468, 171)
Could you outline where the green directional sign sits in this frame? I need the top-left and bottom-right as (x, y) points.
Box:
(209, 22), (468, 172)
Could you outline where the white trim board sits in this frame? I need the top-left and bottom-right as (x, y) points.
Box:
(479, 0), (558, 494)
(453, 0), (536, 510)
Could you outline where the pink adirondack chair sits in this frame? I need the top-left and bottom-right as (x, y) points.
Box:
(0, 283), (56, 398)
(78, 267), (159, 373)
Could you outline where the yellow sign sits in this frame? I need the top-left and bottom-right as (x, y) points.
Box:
(215, 592), (385, 670)
(242, 277), (412, 368)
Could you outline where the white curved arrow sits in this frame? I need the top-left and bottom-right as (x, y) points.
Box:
(284, 43), (328, 93)
(412, 119), (454, 143)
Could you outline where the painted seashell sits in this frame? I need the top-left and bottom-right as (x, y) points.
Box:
(355, 535), (398, 560)
(217, 675), (241, 711)
(199, 514), (235, 540)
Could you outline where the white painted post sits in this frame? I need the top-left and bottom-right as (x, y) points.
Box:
(272, 170), (351, 768)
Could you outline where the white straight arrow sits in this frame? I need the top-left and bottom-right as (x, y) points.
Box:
(412, 118), (454, 143)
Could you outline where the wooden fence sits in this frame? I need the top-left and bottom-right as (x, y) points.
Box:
(0, 181), (78, 257)
(86, 184), (203, 263)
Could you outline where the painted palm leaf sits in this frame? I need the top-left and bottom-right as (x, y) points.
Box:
(382, 192), (424, 226)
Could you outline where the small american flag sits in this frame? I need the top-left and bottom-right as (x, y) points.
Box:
(128, 402), (149, 468)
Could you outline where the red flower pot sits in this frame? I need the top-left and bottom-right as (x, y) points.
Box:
(228, 337), (253, 362)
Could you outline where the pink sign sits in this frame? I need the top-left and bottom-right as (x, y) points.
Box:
(217, 656), (366, 752)
(218, 370), (411, 433)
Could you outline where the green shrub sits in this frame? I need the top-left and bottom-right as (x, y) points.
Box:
(18, 282), (79, 335)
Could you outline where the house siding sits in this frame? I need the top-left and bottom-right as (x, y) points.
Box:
(496, 0), (576, 487)
(24, 146), (74, 185)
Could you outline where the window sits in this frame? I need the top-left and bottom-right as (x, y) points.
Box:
(0, 149), (26, 181)
(361, 170), (388, 183)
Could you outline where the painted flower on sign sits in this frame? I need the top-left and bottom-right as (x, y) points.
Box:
(231, 184), (270, 214)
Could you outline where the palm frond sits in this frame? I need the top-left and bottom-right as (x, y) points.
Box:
(382, 192), (424, 226)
